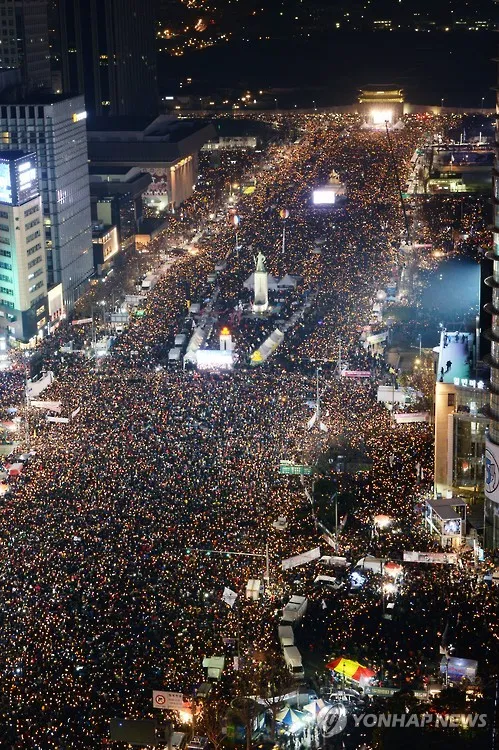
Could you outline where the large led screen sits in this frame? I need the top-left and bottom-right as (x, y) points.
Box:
(0, 162), (12, 205)
(312, 189), (336, 205)
(16, 159), (38, 204)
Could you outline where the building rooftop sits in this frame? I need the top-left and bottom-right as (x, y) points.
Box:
(427, 497), (467, 519)
(358, 84), (404, 104)
(89, 165), (137, 176)
(92, 224), (115, 239)
(87, 115), (215, 144)
(436, 330), (472, 384)
(87, 116), (152, 133)
(0, 150), (32, 162)
(89, 172), (152, 199)
(88, 120), (216, 165)
(0, 87), (79, 105)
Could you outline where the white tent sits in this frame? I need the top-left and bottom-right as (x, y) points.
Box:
(184, 326), (208, 363)
(243, 272), (278, 290)
(251, 328), (285, 365)
(278, 274), (300, 289)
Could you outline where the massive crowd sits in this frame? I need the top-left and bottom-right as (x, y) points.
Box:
(0, 113), (495, 748)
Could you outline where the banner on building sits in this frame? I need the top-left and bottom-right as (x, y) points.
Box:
(403, 551), (457, 565)
(282, 547), (321, 570)
(485, 437), (499, 506)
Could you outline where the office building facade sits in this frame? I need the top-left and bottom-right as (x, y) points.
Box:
(89, 164), (151, 248)
(0, 0), (51, 89)
(0, 151), (48, 342)
(434, 379), (489, 501)
(55, 0), (158, 117)
(0, 94), (94, 309)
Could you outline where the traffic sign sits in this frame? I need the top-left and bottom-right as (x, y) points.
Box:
(279, 461), (312, 475)
(152, 690), (186, 711)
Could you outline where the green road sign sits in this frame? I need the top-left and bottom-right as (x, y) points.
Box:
(279, 462), (313, 475)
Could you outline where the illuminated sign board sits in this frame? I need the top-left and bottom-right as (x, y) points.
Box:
(0, 161), (12, 204)
(72, 111), (87, 123)
(453, 378), (484, 389)
(313, 189), (336, 205)
(196, 350), (233, 370)
(0, 154), (38, 205)
(15, 158), (39, 205)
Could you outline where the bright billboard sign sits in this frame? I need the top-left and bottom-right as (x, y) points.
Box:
(0, 161), (12, 204)
(313, 188), (336, 205)
(16, 158), (38, 204)
(0, 154), (38, 205)
(485, 436), (499, 506)
(196, 350), (233, 370)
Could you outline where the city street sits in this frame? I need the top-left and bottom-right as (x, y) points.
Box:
(0, 113), (495, 749)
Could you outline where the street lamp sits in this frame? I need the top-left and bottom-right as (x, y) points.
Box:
(481, 96), (485, 109)
(441, 97), (444, 109)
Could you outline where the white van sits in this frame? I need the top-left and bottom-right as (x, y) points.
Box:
(278, 625), (295, 647)
(168, 347), (182, 362)
(279, 607), (301, 625)
(355, 556), (388, 574)
(280, 595), (307, 625)
(283, 646), (305, 680)
(320, 555), (350, 568)
(288, 595), (308, 617)
(280, 608), (302, 626)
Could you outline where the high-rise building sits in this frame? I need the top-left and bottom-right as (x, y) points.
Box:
(0, 150), (48, 342)
(0, 93), (94, 309)
(0, 0), (51, 90)
(484, 37), (499, 548)
(54, 0), (158, 118)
